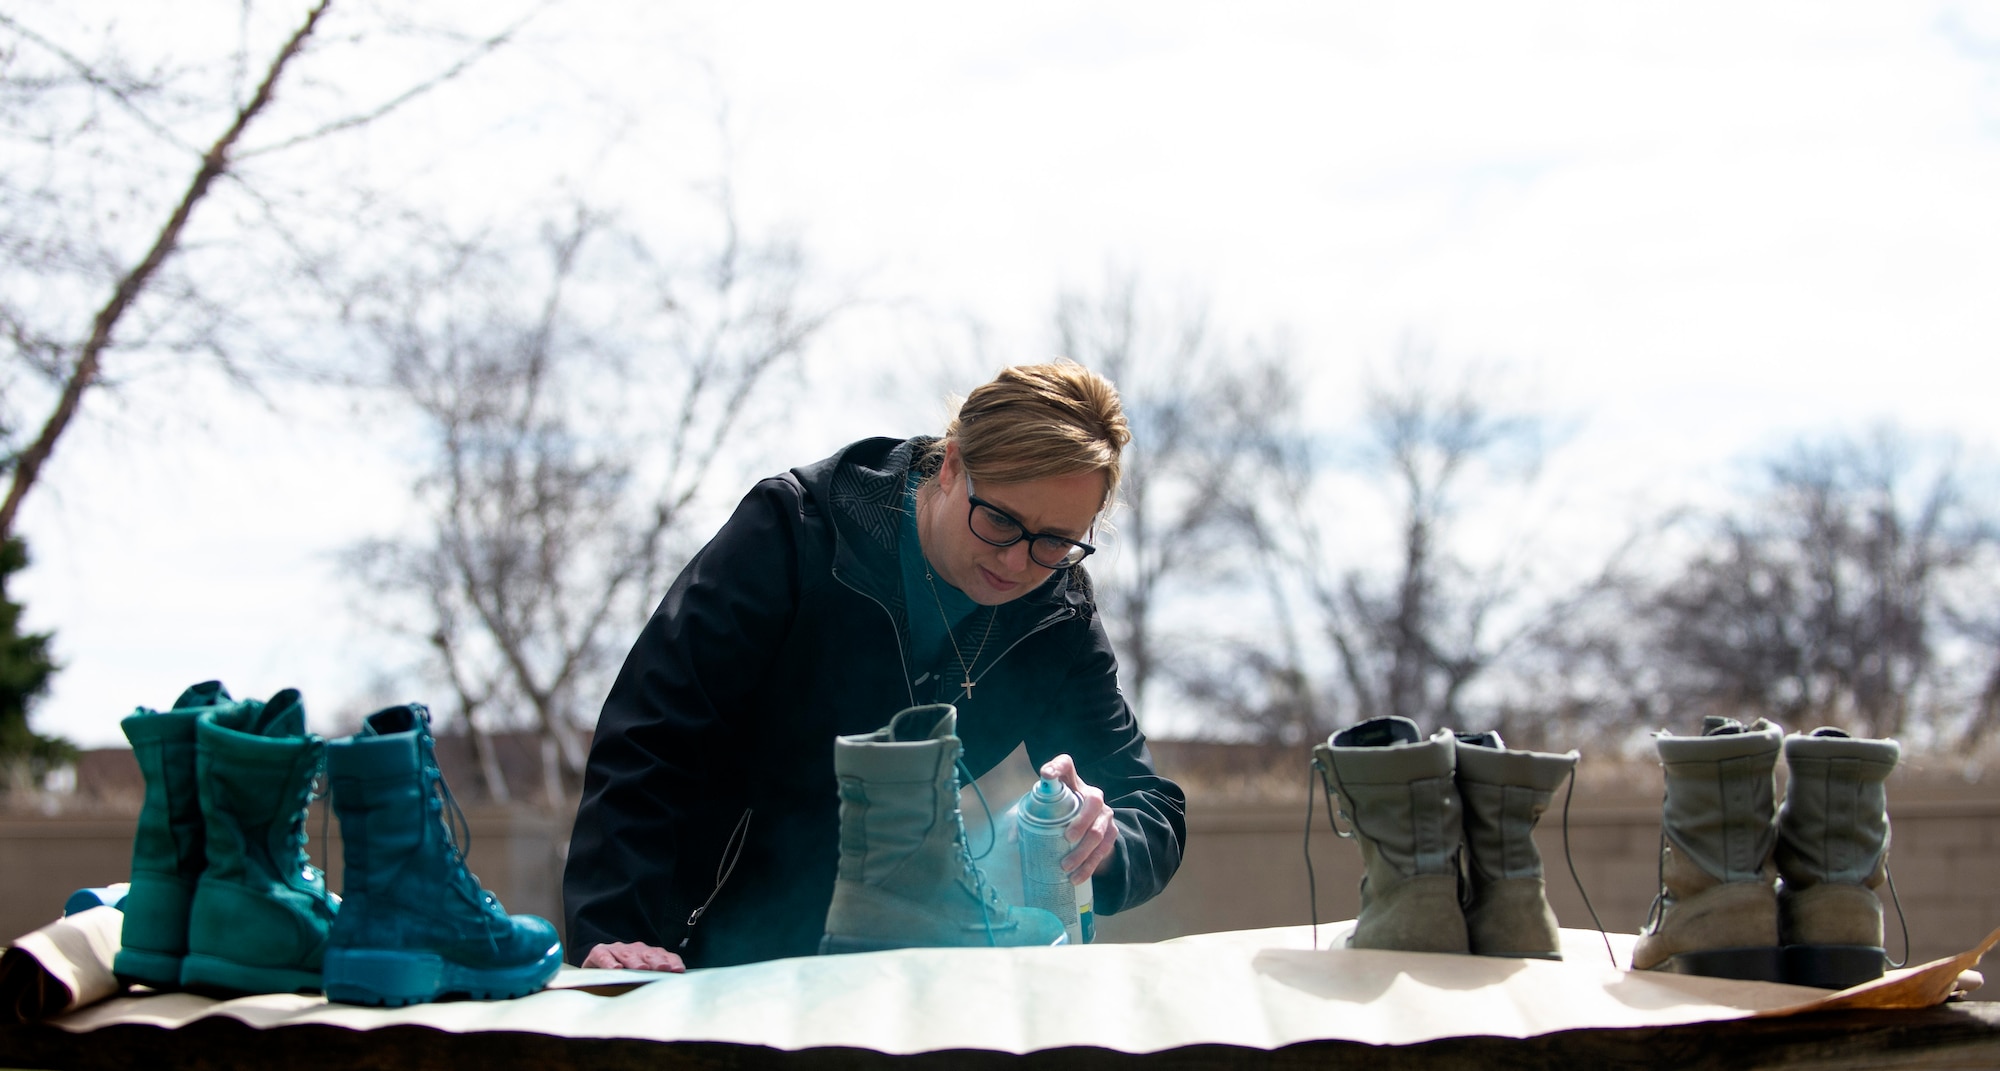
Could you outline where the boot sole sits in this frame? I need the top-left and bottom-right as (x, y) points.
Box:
(1783, 943), (1887, 989)
(112, 947), (185, 991)
(323, 944), (563, 1007)
(179, 953), (323, 996)
(819, 932), (1070, 955)
(1657, 945), (1785, 983)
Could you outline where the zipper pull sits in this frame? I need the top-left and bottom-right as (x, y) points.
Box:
(679, 905), (706, 951)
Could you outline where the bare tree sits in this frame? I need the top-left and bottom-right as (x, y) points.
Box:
(1247, 341), (1585, 745)
(1052, 273), (1302, 726)
(1636, 429), (1996, 742)
(343, 191), (833, 808)
(1950, 592), (2000, 748)
(0, 1), (538, 544)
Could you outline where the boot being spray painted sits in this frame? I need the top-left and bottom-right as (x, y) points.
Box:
(1017, 776), (1094, 945)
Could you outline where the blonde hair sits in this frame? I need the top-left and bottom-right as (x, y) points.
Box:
(930, 360), (1131, 509)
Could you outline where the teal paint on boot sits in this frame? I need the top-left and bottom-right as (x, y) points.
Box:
(323, 704), (560, 1007)
(112, 681), (240, 990)
(179, 689), (339, 996)
(820, 704), (1068, 953)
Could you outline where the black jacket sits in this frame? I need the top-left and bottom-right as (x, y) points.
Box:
(563, 436), (1187, 966)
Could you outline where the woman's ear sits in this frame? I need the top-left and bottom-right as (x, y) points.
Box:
(938, 439), (961, 488)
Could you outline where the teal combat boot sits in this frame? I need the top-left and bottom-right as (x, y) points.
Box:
(323, 704), (561, 1006)
(113, 681), (237, 989)
(1777, 727), (1901, 989)
(820, 704), (1069, 953)
(179, 689), (340, 995)
(1313, 716), (1470, 954)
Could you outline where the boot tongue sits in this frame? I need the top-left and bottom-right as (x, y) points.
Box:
(363, 704), (422, 737)
(202, 697), (268, 736)
(173, 680), (232, 710)
(1784, 727), (1900, 766)
(890, 703), (957, 743)
(207, 690), (306, 738)
(1701, 715), (1784, 737)
(1332, 716), (1422, 749)
(258, 688), (307, 737)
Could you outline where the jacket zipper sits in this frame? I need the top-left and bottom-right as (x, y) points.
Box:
(833, 566), (1078, 705)
(968, 605), (1077, 690)
(832, 565), (918, 708)
(678, 807), (753, 954)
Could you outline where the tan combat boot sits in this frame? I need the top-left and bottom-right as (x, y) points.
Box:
(1777, 727), (1900, 989)
(1313, 716), (1469, 954)
(819, 704), (1067, 953)
(1631, 716), (1783, 981)
(1455, 731), (1578, 959)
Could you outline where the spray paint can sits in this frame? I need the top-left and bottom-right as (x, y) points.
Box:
(1016, 775), (1094, 945)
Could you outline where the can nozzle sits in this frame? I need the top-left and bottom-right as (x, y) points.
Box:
(1024, 775), (1074, 822)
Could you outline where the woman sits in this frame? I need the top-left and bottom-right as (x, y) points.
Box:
(565, 360), (1187, 970)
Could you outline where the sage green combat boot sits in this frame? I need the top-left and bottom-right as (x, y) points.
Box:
(1632, 717), (1783, 981)
(112, 681), (238, 990)
(179, 689), (339, 995)
(1455, 732), (1578, 960)
(1312, 716), (1469, 954)
(323, 703), (562, 1006)
(820, 704), (1068, 953)
(1777, 727), (1900, 989)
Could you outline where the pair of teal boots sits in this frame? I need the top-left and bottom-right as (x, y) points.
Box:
(110, 683), (560, 1005)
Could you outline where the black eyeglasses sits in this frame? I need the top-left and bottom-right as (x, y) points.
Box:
(964, 477), (1096, 569)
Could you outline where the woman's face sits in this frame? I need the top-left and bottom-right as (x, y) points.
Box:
(922, 441), (1103, 606)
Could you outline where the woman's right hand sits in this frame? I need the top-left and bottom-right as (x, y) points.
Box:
(582, 941), (686, 973)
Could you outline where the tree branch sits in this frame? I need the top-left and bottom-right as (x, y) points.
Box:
(0, 11), (194, 153)
(239, 3), (553, 158)
(0, 0), (332, 541)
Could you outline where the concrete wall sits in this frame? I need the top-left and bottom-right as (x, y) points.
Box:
(5, 790), (1995, 973)
(1094, 793), (2000, 970)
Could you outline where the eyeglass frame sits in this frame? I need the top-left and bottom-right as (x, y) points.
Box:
(963, 475), (1097, 569)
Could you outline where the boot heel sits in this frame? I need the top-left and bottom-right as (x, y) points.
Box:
(178, 952), (323, 996)
(1660, 945), (1785, 983)
(111, 946), (185, 990)
(1783, 943), (1886, 989)
(820, 934), (906, 955)
(324, 949), (446, 1006)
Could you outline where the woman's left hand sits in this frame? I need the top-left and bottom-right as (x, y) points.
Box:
(1038, 754), (1117, 883)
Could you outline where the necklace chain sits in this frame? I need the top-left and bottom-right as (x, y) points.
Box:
(926, 567), (995, 701)
(917, 474), (995, 702)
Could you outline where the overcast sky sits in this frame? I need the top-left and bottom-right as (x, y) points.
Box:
(15, 1), (2000, 748)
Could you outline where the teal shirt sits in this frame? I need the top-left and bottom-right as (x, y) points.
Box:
(899, 473), (983, 688)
